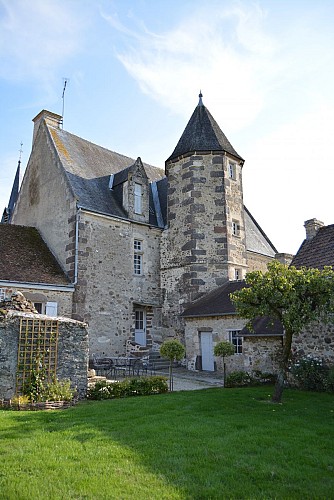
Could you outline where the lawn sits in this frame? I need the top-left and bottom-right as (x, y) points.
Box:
(0, 386), (333, 499)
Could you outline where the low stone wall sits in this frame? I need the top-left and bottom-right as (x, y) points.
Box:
(293, 320), (334, 364)
(0, 310), (89, 400)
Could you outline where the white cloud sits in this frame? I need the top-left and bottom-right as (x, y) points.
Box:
(0, 0), (85, 83)
(103, 2), (279, 130)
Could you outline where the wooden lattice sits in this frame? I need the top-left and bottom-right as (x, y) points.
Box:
(16, 318), (59, 393)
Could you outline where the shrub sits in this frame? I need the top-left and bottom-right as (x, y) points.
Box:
(252, 370), (277, 385)
(22, 370), (75, 402)
(87, 376), (168, 400)
(290, 355), (328, 392)
(225, 371), (252, 387)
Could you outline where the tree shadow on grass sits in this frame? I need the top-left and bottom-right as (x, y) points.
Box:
(1, 387), (334, 499)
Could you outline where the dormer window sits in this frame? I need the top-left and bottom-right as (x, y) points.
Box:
(134, 183), (142, 214)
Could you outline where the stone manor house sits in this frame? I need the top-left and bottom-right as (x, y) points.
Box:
(4, 94), (326, 375)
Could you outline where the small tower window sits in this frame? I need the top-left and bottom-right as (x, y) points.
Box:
(134, 183), (142, 214)
(232, 220), (240, 237)
(228, 162), (236, 180)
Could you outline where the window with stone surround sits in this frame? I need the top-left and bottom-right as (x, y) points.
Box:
(234, 268), (241, 281)
(134, 239), (143, 275)
(232, 219), (240, 237)
(228, 161), (236, 180)
(0, 288), (6, 301)
(134, 183), (142, 214)
(229, 330), (243, 354)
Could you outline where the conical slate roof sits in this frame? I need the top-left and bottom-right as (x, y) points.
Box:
(167, 95), (244, 162)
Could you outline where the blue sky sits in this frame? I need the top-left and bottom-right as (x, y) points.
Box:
(1, 0), (334, 255)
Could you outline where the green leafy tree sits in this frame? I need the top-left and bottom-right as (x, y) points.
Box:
(231, 261), (334, 403)
(214, 341), (235, 386)
(160, 339), (185, 391)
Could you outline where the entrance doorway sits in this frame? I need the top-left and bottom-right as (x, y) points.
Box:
(134, 309), (146, 346)
(200, 331), (214, 371)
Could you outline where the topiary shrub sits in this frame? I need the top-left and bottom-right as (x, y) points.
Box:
(214, 341), (235, 386)
(160, 339), (185, 391)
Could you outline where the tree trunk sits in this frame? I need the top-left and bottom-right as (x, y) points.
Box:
(169, 362), (173, 392)
(272, 329), (293, 403)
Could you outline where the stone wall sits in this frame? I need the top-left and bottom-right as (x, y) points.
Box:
(184, 315), (247, 373)
(162, 152), (247, 337)
(246, 251), (274, 273)
(184, 315), (281, 375)
(292, 320), (334, 364)
(12, 121), (77, 277)
(0, 286), (73, 317)
(0, 311), (88, 400)
(73, 210), (162, 356)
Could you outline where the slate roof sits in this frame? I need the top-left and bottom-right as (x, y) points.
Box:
(43, 112), (276, 250)
(239, 316), (283, 337)
(0, 224), (70, 285)
(244, 206), (277, 257)
(290, 224), (334, 269)
(47, 125), (165, 224)
(182, 280), (246, 318)
(167, 97), (244, 162)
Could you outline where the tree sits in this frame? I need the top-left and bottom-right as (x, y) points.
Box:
(160, 339), (185, 391)
(231, 261), (334, 403)
(214, 341), (235, 386)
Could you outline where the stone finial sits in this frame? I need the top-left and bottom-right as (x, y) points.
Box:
(198, 91), (203, 106)
(304, 218), (324, 240)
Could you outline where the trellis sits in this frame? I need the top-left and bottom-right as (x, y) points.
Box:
(16, 318), (59, 393)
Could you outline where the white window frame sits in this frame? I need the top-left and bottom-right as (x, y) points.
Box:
(229, 330), (243, 354)
(134, 183), (142, 214)
(234, 268), (241, 281)
(0, 288), (6, 301)
(232, 220), (240, 237)
(228, 162), (236, 180)
(134, 239), (143, 275)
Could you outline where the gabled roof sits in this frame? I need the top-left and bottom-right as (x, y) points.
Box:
(46, 124), (164, 224)
(167, 96), (244, 162)
(182, 280), (246, 318)
(291, 224), (334, 269)
(244, 206), (277, 257)
(0, 224), (70, 285)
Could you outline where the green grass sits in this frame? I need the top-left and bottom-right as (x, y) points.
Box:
(0, 386), (333, 499)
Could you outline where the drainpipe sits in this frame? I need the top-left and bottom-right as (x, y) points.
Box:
(73, 206), (81, 285)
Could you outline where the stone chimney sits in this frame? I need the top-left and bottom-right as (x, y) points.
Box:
(32, 110), (62, 144)
(275, 253), (294, 266)
(304, 218), (324, 240)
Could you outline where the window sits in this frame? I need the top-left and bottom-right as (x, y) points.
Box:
(229, 330), (243, 354)
(134, 239), (143, 275)
(134, 183), (142, 214)
(0, 288), (6, 301)
(232, 220), (240, 236)
(34, 302), (44, 314)
(234, 268), (241, 281)
(228, 162), (236, 180)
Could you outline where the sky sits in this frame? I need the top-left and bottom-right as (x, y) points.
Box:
(1, 0), (334, 256)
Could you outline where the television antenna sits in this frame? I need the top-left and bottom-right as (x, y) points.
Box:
(61, 78), (69, 128)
